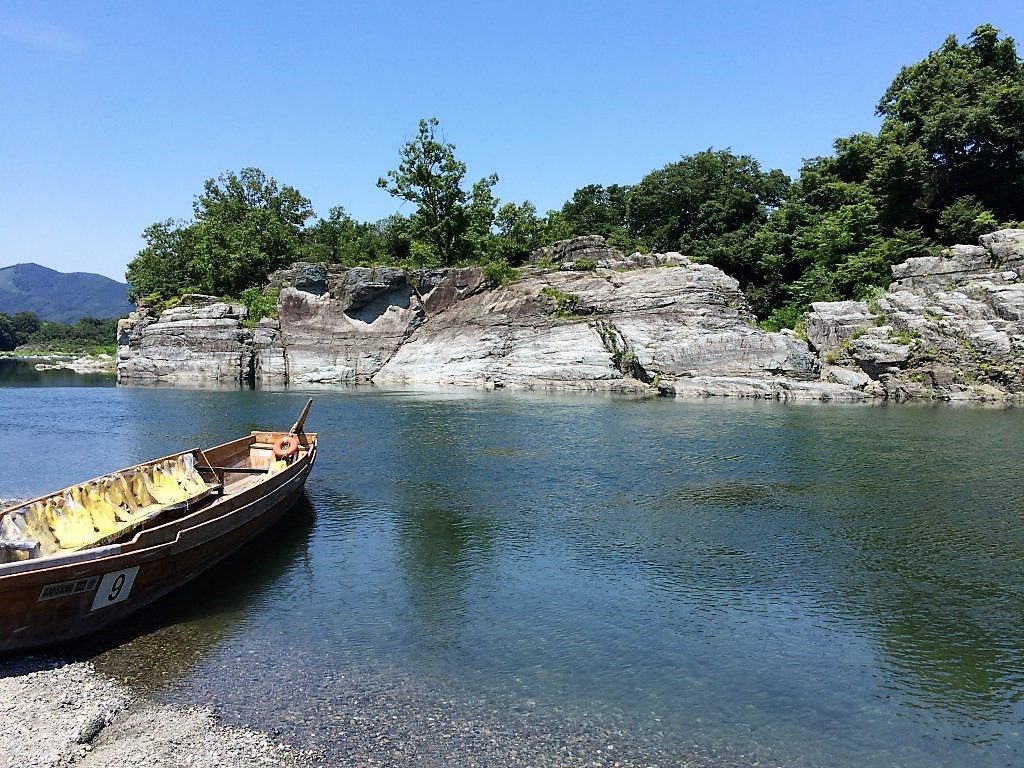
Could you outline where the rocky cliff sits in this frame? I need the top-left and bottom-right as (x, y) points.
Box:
(117, 231), (1024, 402)
(806, 229), (1024, 402)
(117, 296), (253, 383)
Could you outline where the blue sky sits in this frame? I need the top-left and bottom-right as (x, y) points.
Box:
(2, 1), (1023, 282)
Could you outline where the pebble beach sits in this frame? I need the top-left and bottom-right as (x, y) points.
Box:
(1, 654), (778, 768)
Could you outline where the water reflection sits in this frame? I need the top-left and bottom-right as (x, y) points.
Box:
(87, 495), (317, 689)
(388, 400), (498, 648)
(2, 382), (1024, 768)
(0, 357), (114, 387)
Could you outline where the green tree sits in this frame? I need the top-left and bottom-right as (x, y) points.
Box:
(558, 183), (632, 247)
(24, 317), (118, 351)
(10, 311), (41, 340)
(190, 168), (314, 296)
(126, 169), (314, 302)
(493, 201), (548, 264)
(0, 315), (17, 351)
(377, 118), (498, 265)
(627, 148), (789, 286)
(126, 219), (200, 303)
(301, 207), (384, 266)
(876, 24), (1024, 237)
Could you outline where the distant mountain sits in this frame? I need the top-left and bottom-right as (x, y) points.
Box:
(0, 263), (134, 323)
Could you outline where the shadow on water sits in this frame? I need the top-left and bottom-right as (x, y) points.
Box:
(65, 495), (318, 687)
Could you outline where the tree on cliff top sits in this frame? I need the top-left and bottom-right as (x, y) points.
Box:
(127, 168), (313, 302)
(876, 23), (1024, 233)
(190, 168), (314, 296)
(627, 149), (790, 287)
(377, 118), (498, 266)
(754, 24), (1024, 327)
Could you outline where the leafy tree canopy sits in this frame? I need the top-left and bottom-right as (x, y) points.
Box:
(377, 117), (499, 266)
(124, 26), (1024, 328)
(0, 311), (43, 351)
(627, 149), (790, 284)
(877, 23), (1024, 231)
(0, 312), (114, 352)
(127, 169), (314, 303)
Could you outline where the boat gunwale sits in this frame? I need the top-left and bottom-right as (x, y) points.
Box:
(0, 432), (317, 584)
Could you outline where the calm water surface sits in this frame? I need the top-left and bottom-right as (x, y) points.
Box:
(1, 364), (1022, 767)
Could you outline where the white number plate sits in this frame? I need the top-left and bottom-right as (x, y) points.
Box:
(90, 566), (139, 611)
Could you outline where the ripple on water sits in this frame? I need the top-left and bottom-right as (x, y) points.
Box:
(3, 388), (1022, 768)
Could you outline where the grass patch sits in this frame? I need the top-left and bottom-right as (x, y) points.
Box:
(540, 286), (585, 317)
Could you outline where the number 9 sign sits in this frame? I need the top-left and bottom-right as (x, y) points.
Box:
(90, 567), (140, 612)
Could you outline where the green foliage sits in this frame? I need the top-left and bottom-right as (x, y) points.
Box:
(377, 117), (498, 266)
(127, 168), (313, 302)
(0, 315), (16, 351)
(539, 286), (585, 317)
(627, 149), (790, 288)
(759, 303), (806, 332)
(481, 258), (519, 286)
(239, 287), (280, 326)
(877, 24), (1024, 234)
(0, 311), (43, 351)
(491, 201), (549, 264)
(300, 207), (393, 266)
(558, 184), (633, 247)
(572, 259), (598, 271)
(736, 26), (1024, 317)
(936, 197), (999, 244)
(190, 168), (314, 297)
(126, 219), (200, 303)
(10, 311), (41, 339)
(15, 316), (118, 352)
(888, 328), (920, 345)
(124, 29), (1024, 324)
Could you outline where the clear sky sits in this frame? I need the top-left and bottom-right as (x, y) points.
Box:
(2, 1), (1023, 282)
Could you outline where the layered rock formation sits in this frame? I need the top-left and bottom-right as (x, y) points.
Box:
(806, 230), (1024, 401)
(117, 231), (1024, 403)
(117, 246), (842, 399)
(117, 296), (253, 383)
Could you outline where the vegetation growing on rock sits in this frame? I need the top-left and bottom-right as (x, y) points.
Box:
(125, 25), (1024, 330)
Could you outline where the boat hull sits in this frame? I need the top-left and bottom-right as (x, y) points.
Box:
(0, 435), (316, 654)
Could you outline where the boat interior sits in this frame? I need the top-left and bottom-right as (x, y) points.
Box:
(0, 432), (312, 566)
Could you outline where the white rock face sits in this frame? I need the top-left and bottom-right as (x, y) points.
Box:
(118, 255), (834, 398)
(375, 281), (629, 389)
(117, 231), (1024, 402)
(117, 297), (253, 383)
(377, 262), (822, 395)
(806, 229), (1024, 401)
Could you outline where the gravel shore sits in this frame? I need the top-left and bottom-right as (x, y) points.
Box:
(2, 652), (783, 768)
(0, 499), (775, 768)
(0, 657), (319, 768)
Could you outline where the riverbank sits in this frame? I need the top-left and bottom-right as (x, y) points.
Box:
(0, 351), (116, 375)
(2, 655), (778, 768)
(0, 657), (320, 768)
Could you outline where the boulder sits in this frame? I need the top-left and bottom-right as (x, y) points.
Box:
(805, 301), (874, 354)
(529, 235), (623, 268)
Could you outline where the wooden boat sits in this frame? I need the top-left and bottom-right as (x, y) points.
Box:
(0, 399), (317, 654)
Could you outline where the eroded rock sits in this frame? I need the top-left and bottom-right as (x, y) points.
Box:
(806, 229), (1024, 401)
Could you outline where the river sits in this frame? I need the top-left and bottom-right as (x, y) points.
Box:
(1, 360), (1022, 767)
